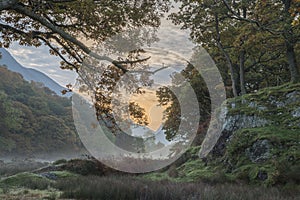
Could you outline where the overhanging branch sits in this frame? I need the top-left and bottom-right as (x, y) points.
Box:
(12, 3), (129, 72)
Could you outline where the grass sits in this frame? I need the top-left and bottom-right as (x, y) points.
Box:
(0, 84), (299, 199)
(0, 188), (60, 200)
(53, 175), (299, 200)
(0, 159), (298, 199)
(51, 170), (78, 178)
(0, 172), (52, 190)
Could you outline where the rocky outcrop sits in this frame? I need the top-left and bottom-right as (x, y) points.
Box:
(207, 84), (300, 158)
(199, 83), (300, 185)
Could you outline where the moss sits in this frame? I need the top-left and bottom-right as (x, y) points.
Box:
(225, 83), (300, 127)
(53, 159), (67, 165)
(224, 126), (299, 186)
(176, 159), (214, 181)
(227, 126), (298, 153)
(232, 163), (280, 185)
(142, 146), (220, 183)
(143, 84), (300, 186)
(185, 146), (201, 156)
(0, 188), (60, 199)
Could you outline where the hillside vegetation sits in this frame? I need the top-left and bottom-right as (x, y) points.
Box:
(145, 83), (300, 189)
(0, 66), (83, 159)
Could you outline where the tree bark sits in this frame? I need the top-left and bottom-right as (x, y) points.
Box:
(239, 50), (246, 95)
(239, 7), (247, 95)
(215, 14), (238, 97)
(286, 40), (300, 83)
(282, 0), (300, 83)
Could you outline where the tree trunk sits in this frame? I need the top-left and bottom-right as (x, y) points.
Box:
(239, 50), (246, 95)
(282, 0), (300, 83)
(286, 40), (300, 83)
(223, 47), (238, 97)
(215, 14), (238, 97)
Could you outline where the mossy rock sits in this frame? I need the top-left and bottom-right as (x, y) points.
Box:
(224, 126), (299, 186)
(226, 83), (300, 126)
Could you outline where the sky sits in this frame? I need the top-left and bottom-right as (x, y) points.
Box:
(7, 43), (78, 87)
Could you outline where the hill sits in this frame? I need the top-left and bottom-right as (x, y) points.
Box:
(0, 66), (84, 159)
(0, 48), (70, 97)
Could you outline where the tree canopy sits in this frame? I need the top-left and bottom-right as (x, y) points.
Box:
(1, 0), (299, 96)
(171, 0), (300, 97)
(0, 0), (170, 72)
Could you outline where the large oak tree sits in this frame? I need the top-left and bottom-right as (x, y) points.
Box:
(0, 0), (170, 73)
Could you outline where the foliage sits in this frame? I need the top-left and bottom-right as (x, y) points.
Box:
(0, 66), (84, 157)
(147, 83), (300, 186)
(170, 0), (300, 96)
(217, 83), (300, 186)
(225, 126), (300, 186)
(156, 63), (210, 142)
(0, 0), (170, 72)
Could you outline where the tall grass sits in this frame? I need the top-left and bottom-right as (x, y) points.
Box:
(54, 175), (299, 200)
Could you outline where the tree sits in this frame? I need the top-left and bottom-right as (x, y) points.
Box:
(156, 62), (210, 143)
(0, 0), (170, 73)
(0, 90), (24, 132)
(170, 0), (253, 97)
(222, 0), (300, 83)
(171, 0), (300, 98)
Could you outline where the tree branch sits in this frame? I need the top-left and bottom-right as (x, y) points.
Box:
(36, 35), (78, 70)
(12, 3), (129, 73)
(0, 23), (28, 36)
(129, 65), (169, 74)
(115, 56), (151, 65)
(222, 0), (282, 35)
(50, 35), (83, 63)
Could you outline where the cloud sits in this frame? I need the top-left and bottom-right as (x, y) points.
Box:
(8, 43), (77, 86)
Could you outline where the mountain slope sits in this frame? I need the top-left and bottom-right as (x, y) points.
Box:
(0, 67), (84, 159)
(0, 48), (69, 97)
